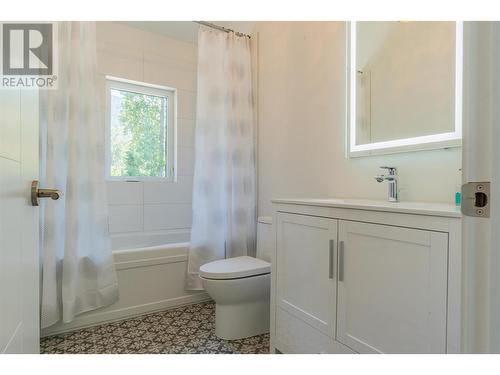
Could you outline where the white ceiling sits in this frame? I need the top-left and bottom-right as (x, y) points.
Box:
(119, 21), (256, 44)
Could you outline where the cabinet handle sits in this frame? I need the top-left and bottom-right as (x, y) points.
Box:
(339, 240), (345, 282)
(329, 239), (335, 279)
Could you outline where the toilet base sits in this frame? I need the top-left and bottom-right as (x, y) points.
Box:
(215, 299), (270, 340)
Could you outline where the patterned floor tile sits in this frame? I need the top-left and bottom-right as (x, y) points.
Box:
(40, 301), (269, 354)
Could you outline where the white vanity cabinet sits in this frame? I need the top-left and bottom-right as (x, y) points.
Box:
(336, 221), (448, 353)
(271, 199), (462, 354)
(274, 213), (341, 353)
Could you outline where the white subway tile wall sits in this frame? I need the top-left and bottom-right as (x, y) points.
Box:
(143, 176), (193, 205)
(177, 146), (195, 177)
(106, 181), (143, 205)
(143, 204), (193, 232)
(108, 205), (144, 233)
(97, 22), (196, 236)
(177, 119), (195, 148)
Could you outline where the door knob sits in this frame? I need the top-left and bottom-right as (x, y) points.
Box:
(31, 180), (63, 206)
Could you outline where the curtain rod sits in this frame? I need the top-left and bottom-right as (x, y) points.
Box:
(193, 21), (251, 38)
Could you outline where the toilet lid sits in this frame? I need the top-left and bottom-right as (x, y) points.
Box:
(199, 256), (271, 280)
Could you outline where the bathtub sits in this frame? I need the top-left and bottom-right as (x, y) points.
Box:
(111, 230), (190, 251)
(42, 231), (210, 336)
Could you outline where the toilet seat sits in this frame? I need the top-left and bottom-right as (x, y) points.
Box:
(199, 256), (270, 280)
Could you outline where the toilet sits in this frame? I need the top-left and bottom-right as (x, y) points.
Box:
(199, 216), (272, 340)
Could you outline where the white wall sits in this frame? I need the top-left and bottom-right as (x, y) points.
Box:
(96, 22), (197, 239)
(96, 21), (462, 233)
(254, 22), (462, 216)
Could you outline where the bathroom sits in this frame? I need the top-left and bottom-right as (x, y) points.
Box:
(1, 0), (500, 372)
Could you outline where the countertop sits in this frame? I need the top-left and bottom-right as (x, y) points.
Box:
(272, 198), (462, 218)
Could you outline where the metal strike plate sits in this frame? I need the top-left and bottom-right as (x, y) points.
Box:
(461, 182), (490, 217)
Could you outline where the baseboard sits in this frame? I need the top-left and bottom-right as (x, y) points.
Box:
(42, 293), (211, 337)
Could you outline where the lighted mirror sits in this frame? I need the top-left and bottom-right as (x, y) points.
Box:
(348, 21), (463, 157)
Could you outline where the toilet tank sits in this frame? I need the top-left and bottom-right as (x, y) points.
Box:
(256, 216), (273, 263)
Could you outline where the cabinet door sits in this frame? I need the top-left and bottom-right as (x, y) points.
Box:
(276, 213), (337, 338)
(336, 221), (448, 353)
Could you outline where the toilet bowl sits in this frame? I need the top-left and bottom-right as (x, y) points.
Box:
(199, 216), (272, 340)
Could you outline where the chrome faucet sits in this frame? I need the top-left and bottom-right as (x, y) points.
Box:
(375, 166), (399, 202)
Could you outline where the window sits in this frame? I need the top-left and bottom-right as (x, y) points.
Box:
(106, 77), (176, 180)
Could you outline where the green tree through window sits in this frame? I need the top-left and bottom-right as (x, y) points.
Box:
(110, 89), (168, 177)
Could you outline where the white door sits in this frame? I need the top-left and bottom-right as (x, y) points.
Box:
(275, 212), (337, 337)
(0, 88), (40, 353)
(336, 220), (448, 354)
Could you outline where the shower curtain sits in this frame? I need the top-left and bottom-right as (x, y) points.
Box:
(186, 26), (256, 290)
(40, 22), (118, 328)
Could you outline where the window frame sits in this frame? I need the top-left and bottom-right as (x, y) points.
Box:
(105, 76), (177, 182)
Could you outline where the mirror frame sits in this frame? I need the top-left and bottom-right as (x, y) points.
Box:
(347, 21), (463, 157)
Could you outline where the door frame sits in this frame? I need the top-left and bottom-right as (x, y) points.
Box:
(461, 21), (500, 353)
